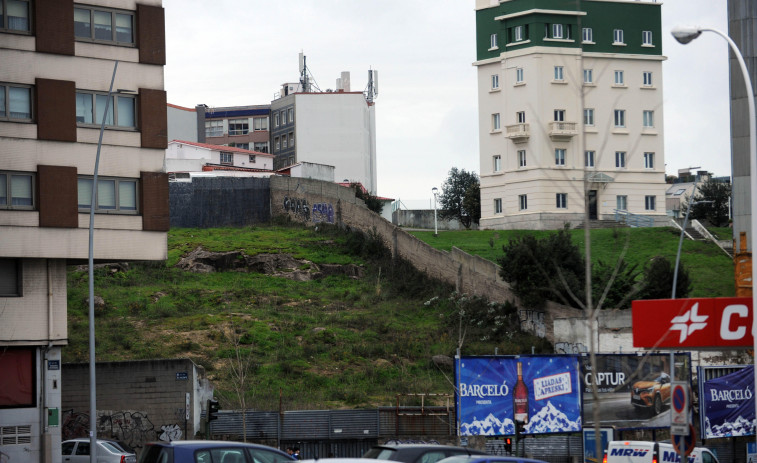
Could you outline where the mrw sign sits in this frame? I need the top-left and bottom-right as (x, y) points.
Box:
(632, 297), (753, 348)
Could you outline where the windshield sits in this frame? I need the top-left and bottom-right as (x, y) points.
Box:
(363, 448), (398, 460)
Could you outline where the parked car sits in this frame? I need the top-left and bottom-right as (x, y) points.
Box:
(138, 440), (294, 463)
(363, 444), (487, 463)
(630, 371), (671, 415)
(62, 438), (137, 463)
(438, 455), (548, 463)
(604, 440), (719, 463)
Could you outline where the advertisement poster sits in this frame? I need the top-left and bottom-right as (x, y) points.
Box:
(581, 353), (691, 429)
(457, 355), (582, 436)
(583, 427), (613, 463)
(700, 365), (755, 438)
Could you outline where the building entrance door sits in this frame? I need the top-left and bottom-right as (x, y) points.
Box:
(588, 190), (598, 220)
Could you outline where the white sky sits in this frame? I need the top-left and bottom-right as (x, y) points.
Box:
(164, 0), (731, 202)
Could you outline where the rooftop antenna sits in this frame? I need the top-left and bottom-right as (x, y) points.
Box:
(297, 51), (321, 93)
(365, 68), (379, 103)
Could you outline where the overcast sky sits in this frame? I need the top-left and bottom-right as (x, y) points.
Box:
(163, 0), (731, 202)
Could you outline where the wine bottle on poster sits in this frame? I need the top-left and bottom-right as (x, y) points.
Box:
(513, 361), (529, 424)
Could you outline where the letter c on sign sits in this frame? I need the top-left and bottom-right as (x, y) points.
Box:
(721, 304), (748, 340)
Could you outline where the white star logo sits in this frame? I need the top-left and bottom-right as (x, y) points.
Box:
(670, 302), (708, 343)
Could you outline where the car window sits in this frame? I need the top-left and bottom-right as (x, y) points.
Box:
(62, 442), (76, 455)
(195, 450), (212, 463)
(114, 441), (137, 454)
(198, 448), (246, 463)
(75, 442), (90, 455)
(701, 450), (717, 463)
(140, 446), (172, 463)
(364, 448), (398, 460)
(248, 448), (293, 463)
(101, 441), (123, 453)
(419, 451), (447, 463)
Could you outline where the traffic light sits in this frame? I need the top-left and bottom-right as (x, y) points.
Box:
(207, 398), (220, 422)
(504, 437), (512, 454)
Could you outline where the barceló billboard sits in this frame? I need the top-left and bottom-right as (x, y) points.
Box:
(632, 297), (752, 348)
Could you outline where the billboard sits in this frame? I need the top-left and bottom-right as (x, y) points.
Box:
(698, 365), (755, 438)
(456, 355), (582, 436)
(581, 353), (691, 429)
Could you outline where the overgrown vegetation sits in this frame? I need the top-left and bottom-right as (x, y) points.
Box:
(65, 224), (546, 411)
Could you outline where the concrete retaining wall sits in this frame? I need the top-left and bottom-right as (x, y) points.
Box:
(170, 177), (270, 228)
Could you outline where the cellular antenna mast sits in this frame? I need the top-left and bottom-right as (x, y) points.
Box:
(365, 68), (379, 103)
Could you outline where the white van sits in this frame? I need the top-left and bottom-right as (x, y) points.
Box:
(604, 441), (719, 463)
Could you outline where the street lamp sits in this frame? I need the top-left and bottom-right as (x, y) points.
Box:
(672, 24), (757, 450)
(431, 187), (439, 236)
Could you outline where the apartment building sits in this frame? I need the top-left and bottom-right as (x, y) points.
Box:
(475, 0), (667, 230)
(0, 1), (168, 462)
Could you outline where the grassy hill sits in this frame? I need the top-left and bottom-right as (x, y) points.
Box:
(64, 223), (735, 411)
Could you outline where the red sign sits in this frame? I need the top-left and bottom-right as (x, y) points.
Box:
(632, 297), (753, 348)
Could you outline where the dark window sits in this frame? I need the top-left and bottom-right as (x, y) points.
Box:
(0, 347), (35, 407)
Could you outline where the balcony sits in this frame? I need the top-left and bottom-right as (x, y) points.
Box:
(505, 123), (530, 144)
(549, 121), (578, 141)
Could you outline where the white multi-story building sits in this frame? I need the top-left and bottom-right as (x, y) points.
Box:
(475, 0), (667, 230)
(0, 1), (167, 461)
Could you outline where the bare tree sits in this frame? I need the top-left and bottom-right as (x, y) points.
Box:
(227, 313), (256, 442)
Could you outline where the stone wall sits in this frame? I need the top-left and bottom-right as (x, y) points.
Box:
(62, 358), (213, 451)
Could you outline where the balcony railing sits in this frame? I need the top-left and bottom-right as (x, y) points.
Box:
(549, 121), (578, 141)
(505, 123), (530, 144)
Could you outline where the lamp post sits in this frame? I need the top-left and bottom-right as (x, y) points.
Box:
(671, 24), (757, 450)
(432, 187), (439, 236)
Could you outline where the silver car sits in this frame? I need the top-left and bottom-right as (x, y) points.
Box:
(62, 438), (137, 463)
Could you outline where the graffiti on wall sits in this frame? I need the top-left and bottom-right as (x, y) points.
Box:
(283, 196), (310, 221)
(62, 409), (182, 450)
(311, 203), (334, 223)
(555, 342), (588, 354)
(283, 196), (335, 224)
(519, 310), (546, 338)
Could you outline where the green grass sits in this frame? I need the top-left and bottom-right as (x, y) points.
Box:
(409, 226), (735, 298)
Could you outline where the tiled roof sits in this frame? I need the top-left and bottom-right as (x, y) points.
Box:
(171, 140), (273, 156)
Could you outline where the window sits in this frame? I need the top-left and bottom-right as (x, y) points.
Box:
(492, 113), (501, 131)
(249, 154), (256, 163)
(289, 132), (294, 147)
(582, 27), (593, 43)
(280, 111), (285, 125)
(554, 66), (564, 81)
(613, 29), (624, 44)
(74, 6), (134, 45)
(552, 24), (563, 39)
(583, 69), (593, 84)
(230, 142), (248, 150)
(615, 151), (626, 168)
(583, 108), (594, 126)
(494, 198), (503, 214)
(516, 111), (526, 124)
(645, 195), (656, 211)
(642, 30), (653, 46)
(0, 348), (34, 406)
(617, 195), (628, 211)
(253, 117), (269, 131)
(554, 110), (565, 122)
(205, 120), (223, 137)
(585, 150), (595, 167)
(1, 0), (30, 33)
(282, 136), (288, 149)
(288, 108), (294, 123)
(556, 193), (567, 209)
(274, 113), (280, 127)
(493, 155), (501, 172)
(643, 71), (653, 87)
(614, 70), (624, 85)
(220, 152), (233, 165)
(519, 194), (527, 210)
(643, 110), (654, 128)
(0, 171), (34, 209)
(518, 150), (527, 167)
(77, 176), (138, 213)
(614, 110), (625, 128)
(76, 91), (136, 128)
(491, 74), (499, 89)
(644, 152), (655, 169)
(0, 84), (32, 121)
(555, 148), (566, 166)
(514, 25), (524, 42)
(254, 142), (268, 153)
(274, 137), (280, 151)
(490, 33), (498, 48)
(228, 119), (249, 135)
(516, 68), (524, 83)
